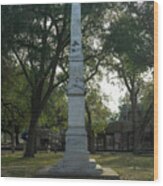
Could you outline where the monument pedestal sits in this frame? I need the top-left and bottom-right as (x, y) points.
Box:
(37, 157), (103, 177)
(36, 161), (119, 179)
(37, 126), (103, 177)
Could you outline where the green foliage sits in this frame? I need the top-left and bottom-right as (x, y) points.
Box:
(39, 88), (68, 131)
(1, 58), (30, 136)
(139, 80), (154, 111)
(108, 112), (120, 122)
(2, 4), (71, 156)
(104, 2), (154, 68)
(86, 85), (111, 134)
(1, 2), (154, 153)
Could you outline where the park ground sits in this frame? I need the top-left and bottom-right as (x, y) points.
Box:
(1, 151), (154, 180)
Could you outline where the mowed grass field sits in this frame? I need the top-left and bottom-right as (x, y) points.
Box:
(1, 151), (154, 180)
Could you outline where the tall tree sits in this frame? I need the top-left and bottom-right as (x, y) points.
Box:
(103, 2), (154, 152)
(1, 59), (30, 151)
(85, 83), (110, 153)
(2, 4), (71, 157)
(39, 87), (68, 132)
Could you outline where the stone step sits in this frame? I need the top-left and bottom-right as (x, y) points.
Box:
(36, 166), (120, 179)
(88, 159), (100, 169)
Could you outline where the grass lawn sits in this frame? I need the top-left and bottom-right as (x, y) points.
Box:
(1, 151), (154, 180)
(1, 151), (63, 178)
(93, 152), (154, 181)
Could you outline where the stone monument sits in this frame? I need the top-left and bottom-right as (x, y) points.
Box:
(57, 3), (102, 176)
(37, 3), (119, 179)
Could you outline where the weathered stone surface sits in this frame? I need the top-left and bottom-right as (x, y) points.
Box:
(61, 3), (103, 176)
(36, 165), (119, 179)
(69, 3), (83, 62)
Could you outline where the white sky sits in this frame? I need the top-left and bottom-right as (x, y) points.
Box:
(99, 67), (153, 113)
(100, 73), (126, 113)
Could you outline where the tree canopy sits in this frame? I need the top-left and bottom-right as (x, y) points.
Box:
(1, 2), (154, 155)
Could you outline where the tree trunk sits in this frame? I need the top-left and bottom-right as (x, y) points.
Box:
(4, 133), (7, 143)
(15, 125), (20, 146)
(11, 122), (16, 153)
(15, 132), (19, 146)
(136, 101), (154, 152)
(24, 104), (41, 157)
(11, 134), (15, 153)
(130, 93), (140, 153)
(34, 133), (38, 154)
(90, 131), (95, 153)
(85, 102), (95, 153)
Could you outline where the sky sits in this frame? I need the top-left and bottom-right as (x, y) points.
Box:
(100, 72), (127, 113)
(100, 78), (124, 113)
(99, 67), (153, 113)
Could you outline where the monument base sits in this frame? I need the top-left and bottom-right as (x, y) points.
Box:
(36, 158), (119, 179)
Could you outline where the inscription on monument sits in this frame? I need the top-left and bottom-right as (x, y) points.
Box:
(68, 62), (84, 94)
(71, 39), (81, 57)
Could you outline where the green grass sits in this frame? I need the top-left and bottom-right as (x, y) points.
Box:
(1, 151), (154, 180)
(92, 152), (154, 180)
(1, 151), (63, 177)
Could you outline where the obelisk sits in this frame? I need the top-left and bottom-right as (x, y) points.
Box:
(65, 2), (88, 164)
(59, 3), (102, 176)
(56, 3), (102, 176)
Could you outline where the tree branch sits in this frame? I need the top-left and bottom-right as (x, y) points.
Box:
(85, 58), (101, 83)
(12, 48), (33, 88)
(40, 74), (68, 110)
(121, 67), (132, 93)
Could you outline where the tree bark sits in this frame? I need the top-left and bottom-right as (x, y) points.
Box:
(11, 122), (16, 153)
(130, 92), (140, 153)
(15, 125), (20, 146)
(24, 102), (41, 157)
(138, 101), (154, 149)
(85, 102), (95, 153)
(24, 117), (38, 157)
